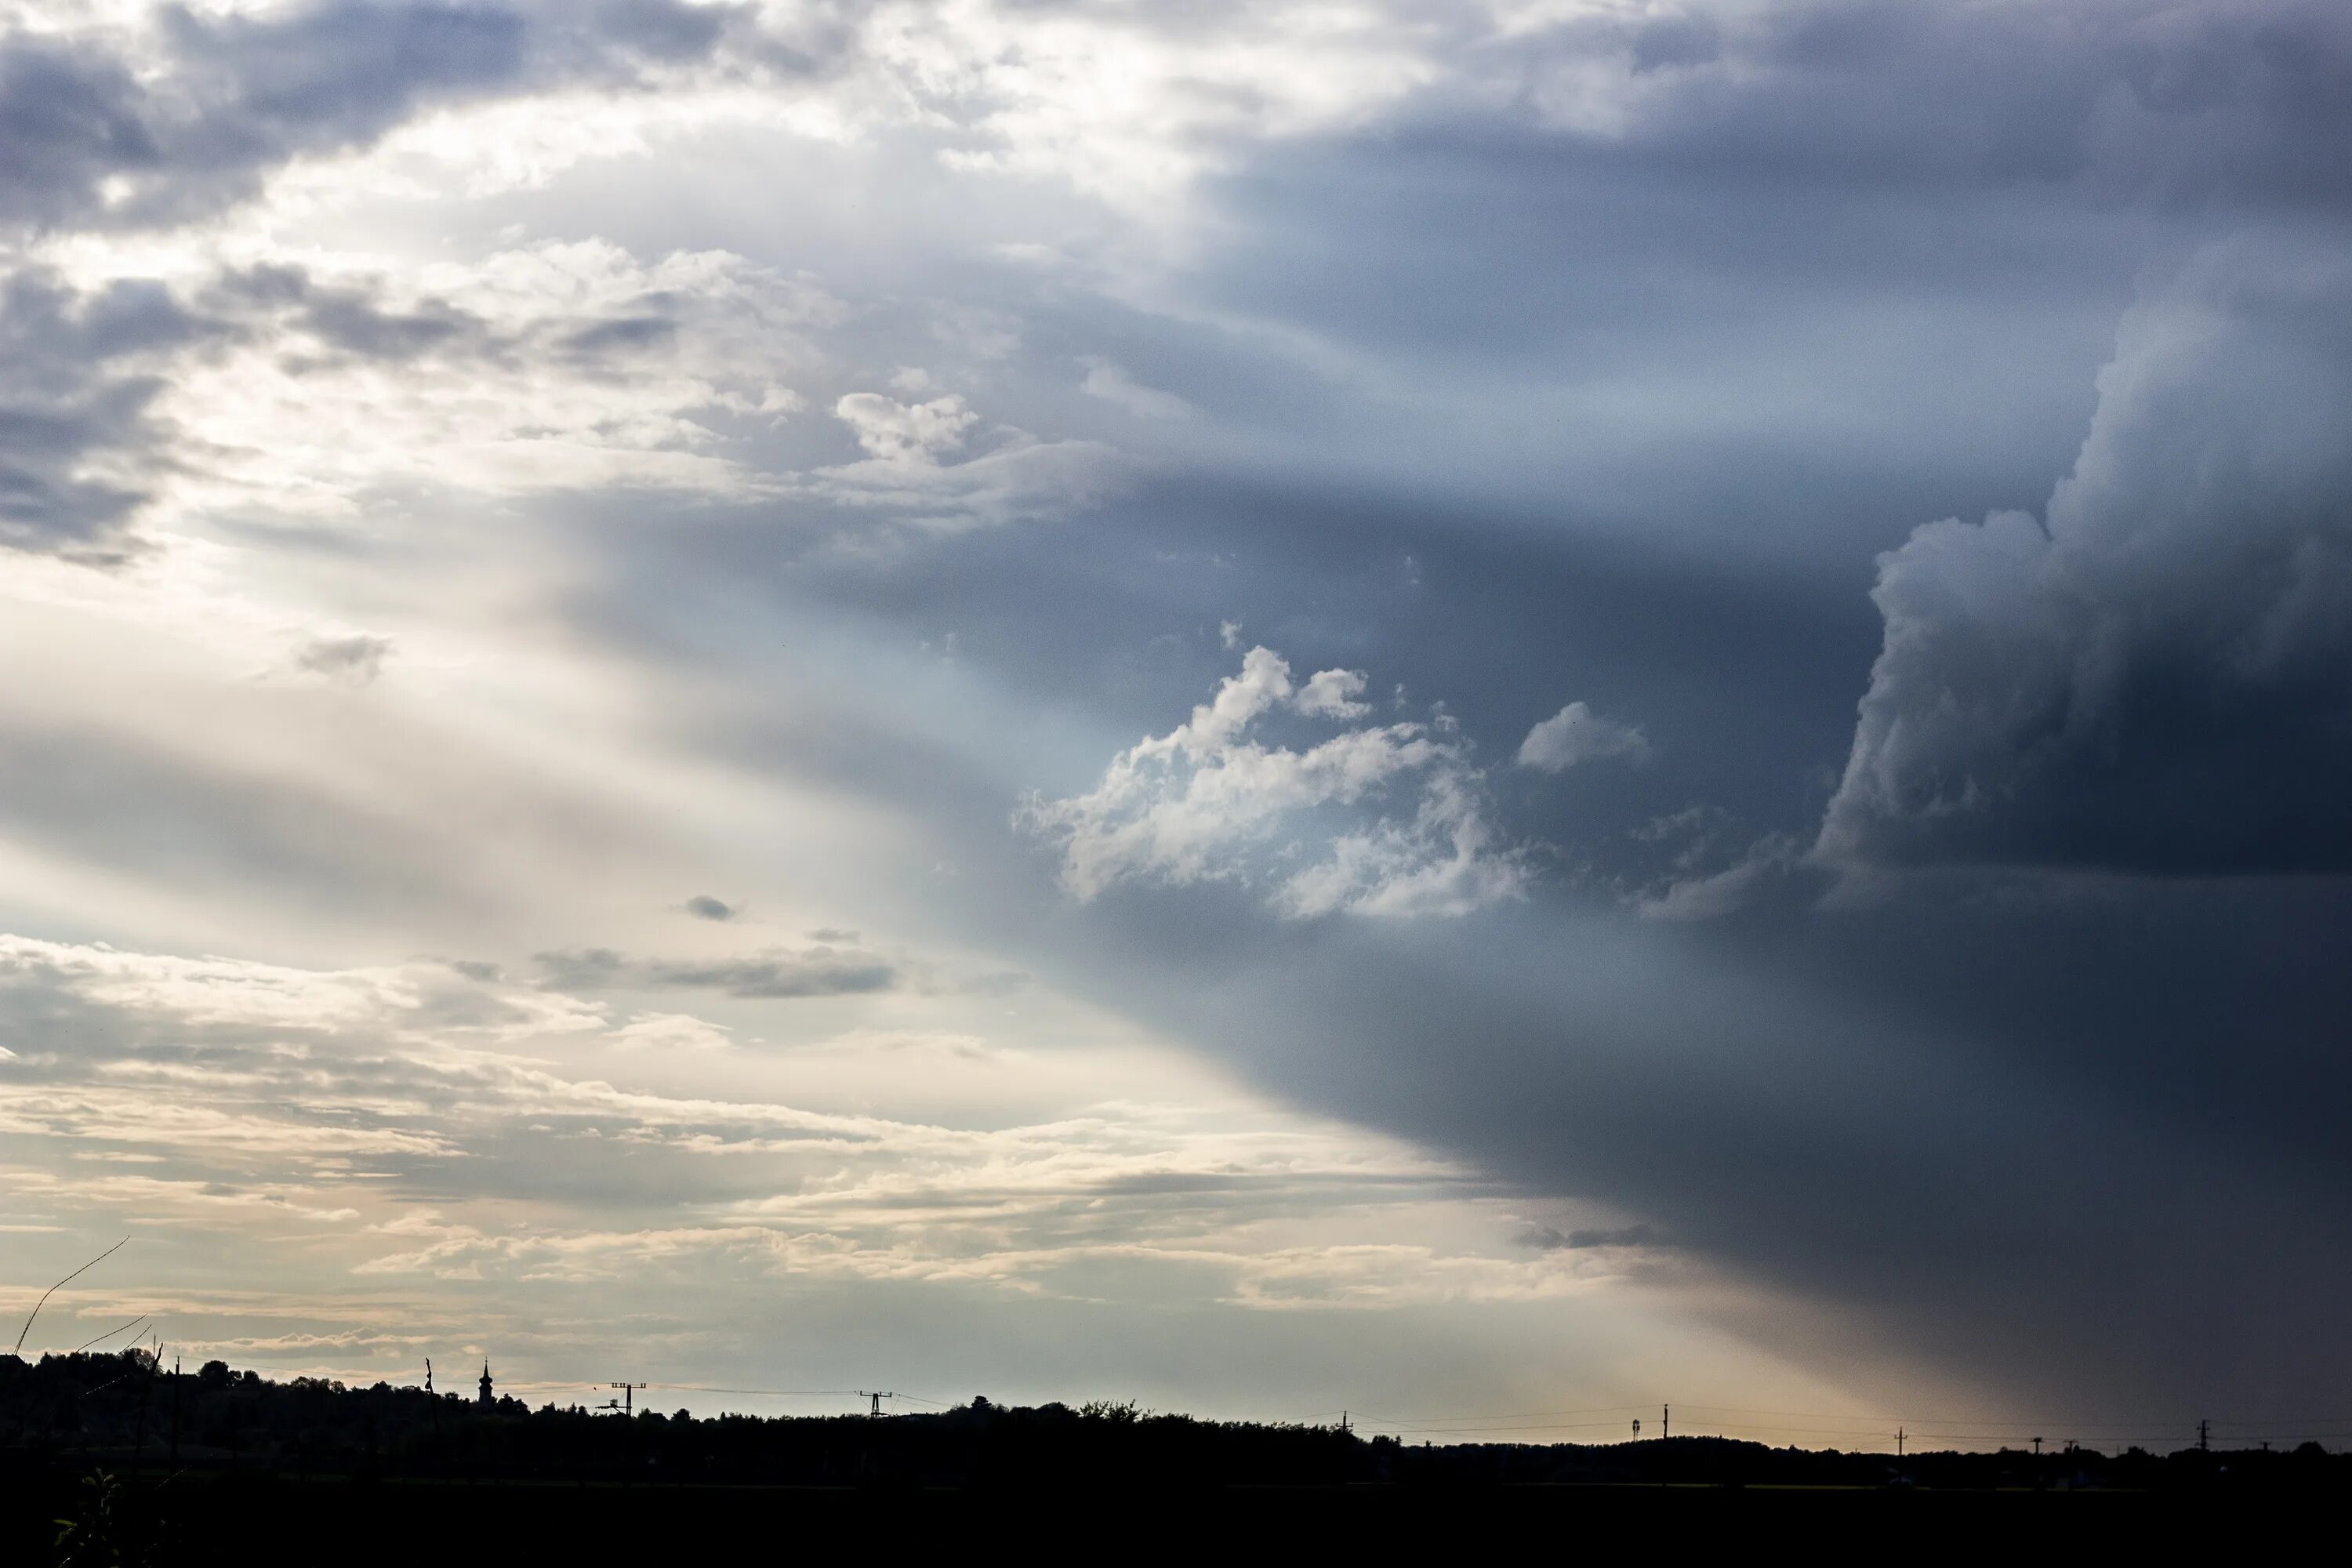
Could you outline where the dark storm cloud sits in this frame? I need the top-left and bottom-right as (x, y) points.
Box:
(1185, 0), (2352, 577)
(1820, 238), (2352, 874)
(0, 0), (745, 235)
(533, 943), (898, 998)
(1221, 0), (2352, 343)
(1279, 4), (2352, 1403)
(543, 3), (2352, 1414)
(1621, 0), (2352, 205)
(1028, 881), (2352, 1414)
(559, 510), (2230, 1383)
(510, 555), (2352, 1407)
(681, 895), (735, 921)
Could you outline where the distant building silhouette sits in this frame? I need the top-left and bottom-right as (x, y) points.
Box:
(479, 1361), (494, 1409)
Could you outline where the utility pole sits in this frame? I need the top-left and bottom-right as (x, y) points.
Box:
(2031, 1436), (2043, 1457)
(1662, 1403), (1669, 1441)
(132, 1338), (162, 1472)
(2198, 1419), (2209, 1453)
(1896, 1427), (1904, 1457)
(855, 1390), (896, 1417)
(170, 1356), (182, 1465)
(611, 1381), (646, 1417)
(425, 1360), (442, 1470)
(1632, 1417), (1641, 1440)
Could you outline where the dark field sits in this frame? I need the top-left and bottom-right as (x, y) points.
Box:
(1, 1467), (2336, 1562)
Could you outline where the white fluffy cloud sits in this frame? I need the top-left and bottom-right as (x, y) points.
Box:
(1517, 700), (1650, 772)
(833, 391), (979, 464)
(1022, 644), (1525, 916)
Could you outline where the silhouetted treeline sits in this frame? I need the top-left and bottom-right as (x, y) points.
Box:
(4, 1349), (2345, 1497)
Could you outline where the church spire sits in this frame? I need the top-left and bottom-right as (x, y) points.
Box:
(478, 1359), (494, 1408)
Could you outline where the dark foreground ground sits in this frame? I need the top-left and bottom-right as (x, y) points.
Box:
(2, 1467), (2336, 1563)
(8, 1356), (2345, 1559)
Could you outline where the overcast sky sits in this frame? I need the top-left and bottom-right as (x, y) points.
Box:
(4, 0), (2350, 1449)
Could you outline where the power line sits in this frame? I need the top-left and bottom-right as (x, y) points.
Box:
(1351, 1396), (2352, 1436)
(639, 1385), (949, 1410)
(641, 1385), (866, 1397)
(1684, 1410), (2343, 1439)
(13, 1236), (129, 1355)
(71, 1314), (148, 1353)
(1354, 1417), (1637, 1436)
(1343, 1409), (2352, 1446)
(1355, 1410), (1646, 1439)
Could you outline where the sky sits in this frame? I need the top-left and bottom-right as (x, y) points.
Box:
(4, 0), (2351, 1451)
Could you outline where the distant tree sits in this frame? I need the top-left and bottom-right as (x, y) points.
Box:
(1080, 1399), (1143, 1424)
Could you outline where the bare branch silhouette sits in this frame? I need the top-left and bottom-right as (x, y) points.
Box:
(73, 1313), (149, 1353)
(12, 1236), (128, 1356)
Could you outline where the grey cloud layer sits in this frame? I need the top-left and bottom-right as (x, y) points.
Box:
(11, 0), (2347, 249)
(0, 253), (741, 553)
(0, 238), (1116, 554)
(0, 270), (209, 557)
(532, 942), (898, 998)
(1610, 0), (2352, 205)
(0, 0), (735, 234)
